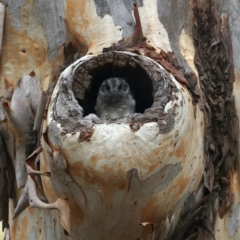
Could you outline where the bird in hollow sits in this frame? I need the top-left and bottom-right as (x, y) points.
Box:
(96, 77), (136, 119)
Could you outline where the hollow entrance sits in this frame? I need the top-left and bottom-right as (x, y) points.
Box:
(72, 52), (154, 116)
(54, 51), (178, 133)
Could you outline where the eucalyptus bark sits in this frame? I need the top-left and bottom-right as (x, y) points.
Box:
(0, 0), (240, 240)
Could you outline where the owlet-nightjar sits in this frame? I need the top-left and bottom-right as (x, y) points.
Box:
(96, 77), (136, 119)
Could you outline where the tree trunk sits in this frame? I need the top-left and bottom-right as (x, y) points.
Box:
(0, 0), (239, 239)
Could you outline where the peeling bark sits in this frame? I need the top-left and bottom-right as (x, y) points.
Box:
(3, 73), (42, 189)
(0, 0), (240, 239)
(171, 1), (238, 239)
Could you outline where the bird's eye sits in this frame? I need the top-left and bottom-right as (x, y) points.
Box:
(106, 84), (110, 91)
(101, 85), (106, 93)
(118, 84), (123, 91)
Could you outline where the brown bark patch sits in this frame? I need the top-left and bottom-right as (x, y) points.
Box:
(78, 127), (94, 142)
(69, 161), (116, 210)
(141, 195), (159, 223)
(69, 200), (85, 227)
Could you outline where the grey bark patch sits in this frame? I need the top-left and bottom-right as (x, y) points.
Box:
(94, 0), (111, 17)
(9, 73), (42, 189)
(217, 0), (240, 74)
(33, 0), (66, 61)
(15, 138), (28, 189)
(157, 0), (196, 89)
(33, 91), (49, 131)
(67, 182), (87, 207)
(43, 211), (58, 240)
(11, 74), (42, 135)
(13, 182), (29, 219)
(29, 227), (37, 240)
(226, 200), (240, 236)
(93, 0), (143, 38)
(127, 162), (181, 194)
(48, 121), (63, 149)
(0, 98), (5, 122)
(2, 0), (25, 30)
(157, 0), (189, 40)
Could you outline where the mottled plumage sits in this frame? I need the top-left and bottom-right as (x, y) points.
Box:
(96, 77), (135, 119)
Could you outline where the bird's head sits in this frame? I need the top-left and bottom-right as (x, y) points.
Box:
(99, 77), (130, 101)
(96, 77), (135, 118)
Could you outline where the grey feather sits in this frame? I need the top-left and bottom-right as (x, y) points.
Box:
(96, 77), (135, 119)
